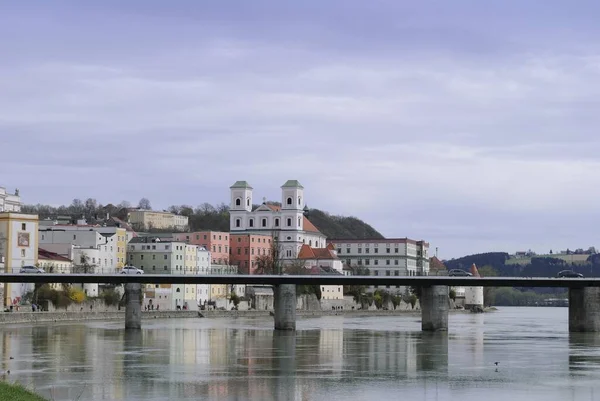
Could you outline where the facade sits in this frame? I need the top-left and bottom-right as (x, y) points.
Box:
(228, 180), (327, 261)
(0, 212), (39, 306)
(229, 233), (273, 274)
(127, 209), (188, 231)
(208, 264), (242, 301)
(327, 238), (430, 294)
(297, 244), (344, 300)
(38, 248), (73, 291)
(172, 231), (230, 264)
(39, 226), (122, 273)
(0, 187), (21, 213)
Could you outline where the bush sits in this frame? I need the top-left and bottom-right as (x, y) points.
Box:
(373, 293), (383, 309)
(449, 288), (456, 301)
(230, 293), (240, 307)
(68, 288), (86, 303)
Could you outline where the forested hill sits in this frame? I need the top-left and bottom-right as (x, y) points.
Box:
(22, 199), (384, 240)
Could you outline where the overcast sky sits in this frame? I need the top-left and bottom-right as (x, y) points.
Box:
(2, 1), (600, 259)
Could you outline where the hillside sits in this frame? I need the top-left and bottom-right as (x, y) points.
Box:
(22, 199), (384, 240)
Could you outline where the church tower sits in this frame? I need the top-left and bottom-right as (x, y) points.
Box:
(281, 180), (304, 231)
(230, 181), (253, 231)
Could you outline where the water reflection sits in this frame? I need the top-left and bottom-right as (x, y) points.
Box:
(1, 309), (600, 400)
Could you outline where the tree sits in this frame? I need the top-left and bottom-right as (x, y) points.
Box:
(138, 198), (152, 210)
(254, 235), (283, 275)
(344, 265), (369, 302)
(73, 254), (96, 292)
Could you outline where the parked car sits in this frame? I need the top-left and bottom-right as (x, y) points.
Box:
(557, 270), (583, 278)
(120, 266), (144, 274)
(19, 266), (45, 274)
(448, 269), (473, 277)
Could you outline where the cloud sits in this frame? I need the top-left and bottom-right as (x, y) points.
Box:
(1, 1), (600, 257)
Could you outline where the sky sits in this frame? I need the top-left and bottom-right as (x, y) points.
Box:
(1, 1), (600, 259)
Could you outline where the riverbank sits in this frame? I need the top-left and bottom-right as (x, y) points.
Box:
(0, 308), (479, 324)
(0, 382), (46, 401)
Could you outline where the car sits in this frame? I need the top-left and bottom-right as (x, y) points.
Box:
(448, 269), (473, 277)
(557, 270), (583, 278)
(19, 266), (45, 274)
(120, 266), (144, 274)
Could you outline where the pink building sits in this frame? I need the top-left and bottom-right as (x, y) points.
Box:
(230, 233), (273, 274)
(173, 231), (230, 264)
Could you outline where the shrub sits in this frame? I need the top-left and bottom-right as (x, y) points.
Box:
(449, 288), (456, 301)
(68, 288), (86, 303)
(100, 289), (122, 307)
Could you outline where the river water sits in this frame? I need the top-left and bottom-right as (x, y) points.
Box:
(1, 307), (600, 400)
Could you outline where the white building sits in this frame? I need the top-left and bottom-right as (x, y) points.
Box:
(229, 180), (327, 260)
(39, 227), (120, 273)
(327, 238), (430, 294)
(0, 187), (21, 213)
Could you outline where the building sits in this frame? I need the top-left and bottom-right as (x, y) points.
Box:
(464, 264), (484, 312)
(38, 248), (73, 291)
(172, 231), (230, 264)
(208, 264), (242, 301)
(327, 238), (430, 294)
(229, 180), (327, 261)
(183, 244), (212, 309)
(229, 233), (273, 274)
(127, 209), (188, 231)
(0, 187), (21, 213)
(39, 225), (125, 272)
(297, 244), (344, 300)
(0, 212), (39, 306)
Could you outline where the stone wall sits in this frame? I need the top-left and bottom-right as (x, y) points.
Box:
(0, 310), (199, 324)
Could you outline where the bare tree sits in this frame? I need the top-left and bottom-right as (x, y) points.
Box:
(254, 234), (283, 275)
(138, 198), (152, 210)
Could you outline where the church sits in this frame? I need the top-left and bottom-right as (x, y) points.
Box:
(229, 180), (327, 260)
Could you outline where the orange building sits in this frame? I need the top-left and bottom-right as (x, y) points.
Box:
(173, 231), (230, 265)
(230, 233), (273, 274)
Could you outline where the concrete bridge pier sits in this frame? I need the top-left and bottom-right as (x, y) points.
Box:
(273, 284), (296, 330)
(125, 283), (142, 330)
(421, 285), (449, 332)
(569, 287), (600, 332)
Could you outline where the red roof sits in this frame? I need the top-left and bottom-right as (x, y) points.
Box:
(429, 256), (446, 270)
(470, 263), (480, 277)
(38, 248), (72, 262)
(297, 244), (338, 260)
(266, 204), (281, 212)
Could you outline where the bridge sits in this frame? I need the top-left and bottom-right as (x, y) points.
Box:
(2, 274), (599, 332)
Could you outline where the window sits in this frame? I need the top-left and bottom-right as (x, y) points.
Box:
(249, 219), (254, 228)
(275, 218), (280, 227)
(287, 218), (292, 227)
(298, 217), (301, 226)
(365, 248), (370, 254)
(247, 198), (250, 206)
(374, 270), (378, 276)
(337, 248), (342, 254)
(164, 255), (168, 260)
(395, 248), (399, 253)
(287, 236), (292, 241)
(21, 223), (26, 230)
(235, 219), (241, 228)
(358, 248), (362, 254)
(287, 197), (292, 205)
(73, 235), (76, 240)
(237, 237), (241, 243)
(374, 260), (379, 265)
(196, 235), (200, 240)
(164, 266), (168, 270)
(262, 218), (267, 227)
(386, 248), (390, 253)
(357, 259), (362, 265)
(394, 260), (399, 265)
(386, 270), (390, 276)
(141, 255), (144, 260)
(237, 248), (241, 255)
(298, 196), (302, 205)
(152, 255), (156, 260)
(365, 259), (370, 265)
(374, 248), (378, 254)
(235, 198), (241, 206)
(21, 249), (25, 257)
(394, 271), (399, 276)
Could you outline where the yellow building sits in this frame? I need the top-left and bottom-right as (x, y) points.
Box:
(127, 210), (188, 231)
(114, 227), (127, 268)
(0, 212), (39, 306)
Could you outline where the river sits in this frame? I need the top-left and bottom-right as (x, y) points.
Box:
(1, 307), (599, 400)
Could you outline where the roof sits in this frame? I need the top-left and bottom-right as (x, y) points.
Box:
(470, 263), (481, 277)
(303, 217), (321, 233)
(429, 256), (446, 271)
(327, 238), (429, 246)
(266, 204), (281, 212)
(230, 181), (253, 189)
(38, 248), (72, 262)
(297, 244), (338, 260)
(129, 236), (183, 244)
(281, 180), (304, 189)
(307, 265), (343, 275)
